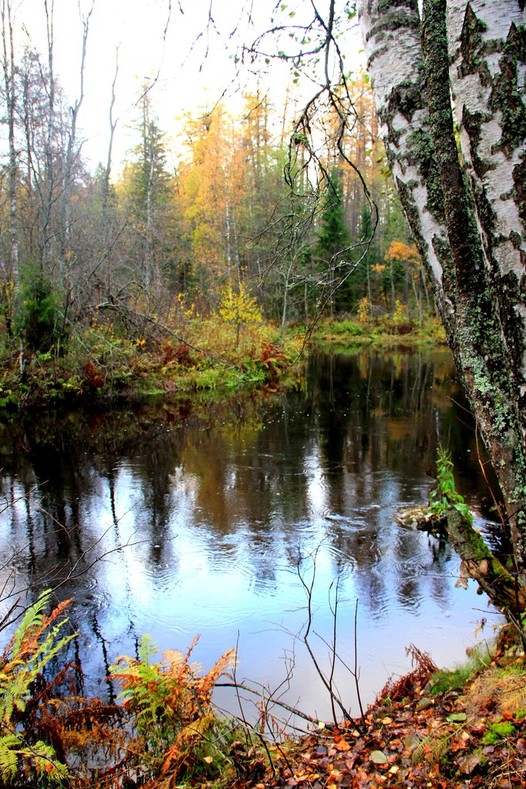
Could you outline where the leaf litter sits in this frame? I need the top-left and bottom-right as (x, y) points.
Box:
(252, 636), (526, 789)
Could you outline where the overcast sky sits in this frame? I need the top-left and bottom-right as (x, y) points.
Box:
(11, 0), (255, 166)
(9, 0), (363, 170)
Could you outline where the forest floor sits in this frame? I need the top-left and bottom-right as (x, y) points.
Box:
(249, 627), (526, 789)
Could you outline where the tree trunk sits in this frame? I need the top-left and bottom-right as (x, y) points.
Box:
(357, 0), (526, 595)
(1, 0), (19, 292)
(446, 509), (526, 616)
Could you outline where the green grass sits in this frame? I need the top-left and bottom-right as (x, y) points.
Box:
(428, 643), (493, 695)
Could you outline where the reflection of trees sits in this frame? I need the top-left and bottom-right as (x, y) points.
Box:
(0, 350), (490, 644)
(302, 350), (477, 616)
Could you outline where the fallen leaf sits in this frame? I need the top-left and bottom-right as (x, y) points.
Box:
(447, 712), (467, 723)
(370, 750), (388, 765)
(457, 751), (482, 775)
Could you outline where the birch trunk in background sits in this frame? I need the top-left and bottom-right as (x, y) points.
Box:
(1, 0), (19, 297)
(358, 0), (526, 595)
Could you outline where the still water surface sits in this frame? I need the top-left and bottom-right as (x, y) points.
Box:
(0, 349), (498, 724)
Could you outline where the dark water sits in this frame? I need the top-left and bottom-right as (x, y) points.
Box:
(0, 349), (499, 725)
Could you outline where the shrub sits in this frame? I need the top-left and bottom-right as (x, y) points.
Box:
(16, 264), (66, 354)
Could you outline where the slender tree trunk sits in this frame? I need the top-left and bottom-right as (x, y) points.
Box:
(1, 0), (18, 337)
(41, 0), (56, 268)
(62, 2), (93, 256)
(1, 0), (18, 285)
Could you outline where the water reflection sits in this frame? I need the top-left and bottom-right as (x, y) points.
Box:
(0, 349), (497, 721)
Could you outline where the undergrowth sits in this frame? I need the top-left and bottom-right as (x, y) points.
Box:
(0, 309), (303, 409)
(0, 592), (262, 788)
(429, 445), (473, 524)
(427, 641), (492, 695)
(0, 592), (525, 788)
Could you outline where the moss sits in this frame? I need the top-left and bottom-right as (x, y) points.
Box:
(482, 720), (516, 745)
(405, 126), (446, 222)
(389, 81), (425, 122)
(446, 508), (525, 613)
(512, 158), (526, 229)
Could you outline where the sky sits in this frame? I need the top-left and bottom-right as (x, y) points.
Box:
(8, 0), (363, 170)
(13, 0), (258, 167)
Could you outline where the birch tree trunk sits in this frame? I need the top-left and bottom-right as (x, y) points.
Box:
(357, 0), (526, 599)
(1, 0), (19, 297)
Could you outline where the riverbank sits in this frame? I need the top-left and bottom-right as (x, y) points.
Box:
(0, 315), (446, 410)
(302, 314), (446, 350)
(3, 588), (524, 787)
(0, 319), (303, 410)
(258, 626), (525, 788)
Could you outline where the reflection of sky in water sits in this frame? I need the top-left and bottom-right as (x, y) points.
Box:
(0, 351), (502, 724)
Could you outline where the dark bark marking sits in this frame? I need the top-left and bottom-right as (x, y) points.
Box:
(459, 4), (491, 85)
(513, 157), (526, 229)
(462, 106), (494, 178)
(490, 23), (526, 157)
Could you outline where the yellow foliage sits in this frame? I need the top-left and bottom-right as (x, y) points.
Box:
(218, 283), (262, 328)
(393, 299), (408, 323)
(357, 297), (370, 323)
(384, 240), (420, 264)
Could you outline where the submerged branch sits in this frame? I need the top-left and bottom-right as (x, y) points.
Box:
(445, 508), (526, 617)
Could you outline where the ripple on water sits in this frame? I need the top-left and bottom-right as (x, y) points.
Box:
(124, 547), (276, 636)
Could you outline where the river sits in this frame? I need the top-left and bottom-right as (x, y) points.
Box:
(0, 348), (500, 727)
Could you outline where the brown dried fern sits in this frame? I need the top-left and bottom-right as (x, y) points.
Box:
(375, 644), (439, 706)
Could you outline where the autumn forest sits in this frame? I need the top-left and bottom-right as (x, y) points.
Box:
(2, 0), (525, 787)
(0, 4), (434, 408)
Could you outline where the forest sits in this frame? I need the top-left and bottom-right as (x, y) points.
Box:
(0, 0), (437, 408)
(0, 0), (525, 787)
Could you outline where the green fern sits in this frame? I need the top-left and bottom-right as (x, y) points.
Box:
(1, 590), (74, 723)
(0, 734), (69, 783)
(0, 735), (19, 781)
(429, 446), (473, 523)
(0, 589), (74, 785)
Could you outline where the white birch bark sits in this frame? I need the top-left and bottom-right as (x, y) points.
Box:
(357, 0), (451, 321)
(447, 0), (526, 379)
(358, 0), (526, 585)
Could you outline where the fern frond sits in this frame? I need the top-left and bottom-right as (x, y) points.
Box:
(30, 740), (69, 780)
(412, 729), (451, 765)
(10, 588), (53, 656)
(196, 647), (236, 697)
(0, 590), (75, 725)
(0, 733), (22, 782)
(0, 733), (69, 783)
(161, 712), (216, 779)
